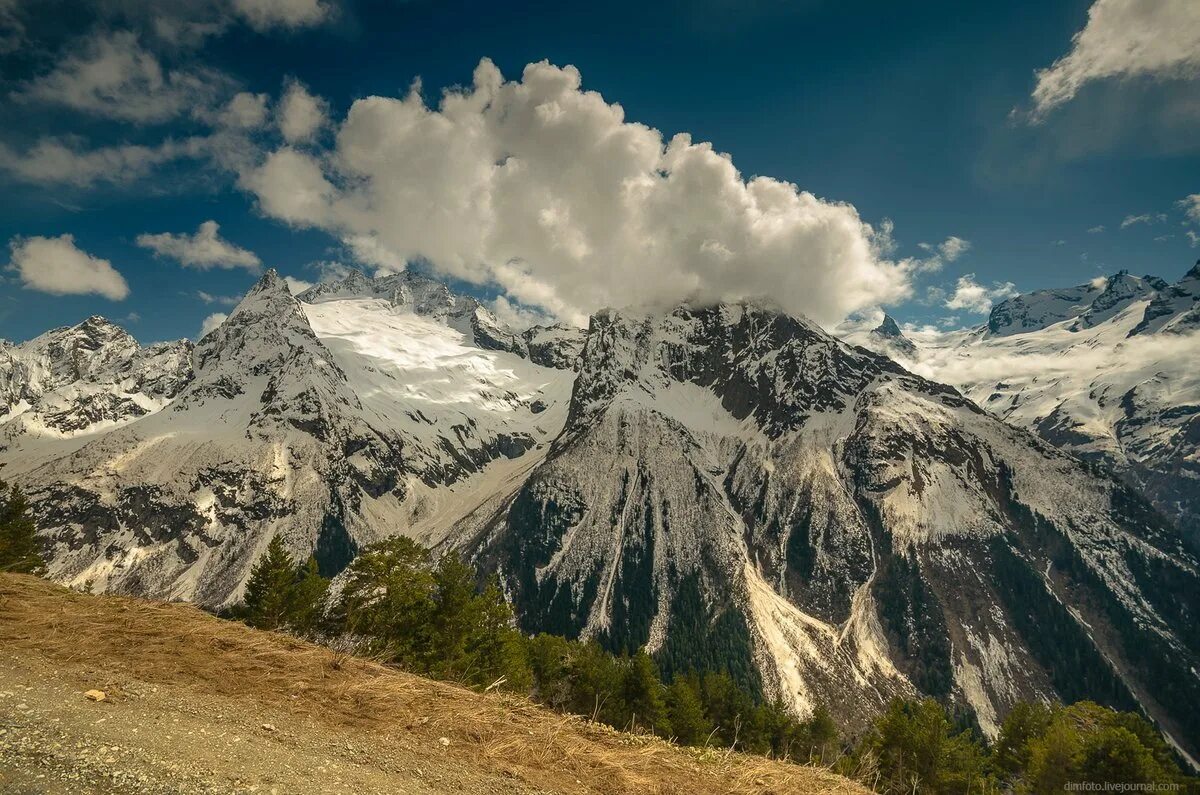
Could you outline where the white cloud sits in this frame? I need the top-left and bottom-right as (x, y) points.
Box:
(197, 291), (241, 306)
(0, 0), (26, 54)
(219, 91), (271, 129)
(232, 0), (331, 30)
(284, 276), (314, 294)
(15, 31), (230, 123)
(137, 220), (261, 271)
(200, 312), (228, 337)
(1088, 225), (1106, 233)
(278, 79), (329, 143)
(1120, 213), (1167, 228)
(490, 294), (554, 331)
(944, 274), (1018, 315)
(1179, 194), (1200, 224)
(1051, 239), (1067, 246)
(1030, 0), (1200, 119)
(1187, 231), (1200, 247)
(938, 236), (971, 262)
(238, 59), (910, 327)
(909, 236), (970, 274)
(0, 137), (206, 188)
(6, 234), (130, 300)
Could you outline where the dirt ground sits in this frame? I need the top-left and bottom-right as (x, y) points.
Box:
(0, 574), (867, 795)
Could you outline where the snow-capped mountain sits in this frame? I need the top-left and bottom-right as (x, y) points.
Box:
(452, 301), (1198, 757)
(0, 317), (192, 437)
(2, 269), (1197, 761)
(846, 263), (1200, 548)
(0, 270), (577, 604)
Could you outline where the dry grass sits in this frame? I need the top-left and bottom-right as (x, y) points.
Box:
(0, 573), (867, 795)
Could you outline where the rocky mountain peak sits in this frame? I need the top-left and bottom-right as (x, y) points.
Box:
(869, 313), (917, 358)
(567, 301), (912, 438)
(873, 313), (903, 338)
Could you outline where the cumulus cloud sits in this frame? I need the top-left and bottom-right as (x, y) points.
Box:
(137, 220), (261, 271)
(1029, 0), (1200, 120)
(200, 312), (228, 337)
(1179, 194), (1200, 224)
(937, 236), (971, 262)
(944, 274), (1018, 315)
(278, 79), (329, 143)
(238, 59), (909, 327)
(219, 91), (271, 129)
(5, 234), (130, 300)
(1188, 231), (1200, 247)
(232, 0), (331, 30)
(1088, 225), (1106, 233)
(0, 137), (207, 188)
(15, 31), (231, 123)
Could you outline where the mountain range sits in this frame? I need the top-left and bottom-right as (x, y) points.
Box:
(845, 263), (1200, 550)
(1, 267), (1196, 762)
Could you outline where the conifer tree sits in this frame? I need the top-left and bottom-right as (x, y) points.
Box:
(0, 481), (45, 575)
(620, 651), (670, 736)
(242, 535), (298, 630)
(335, 535), (435, 666)
(665, 674), (711, 745)
(288, 556), (330, 635)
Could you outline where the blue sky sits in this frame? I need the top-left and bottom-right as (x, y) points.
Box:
(2, 0), (1199, 343)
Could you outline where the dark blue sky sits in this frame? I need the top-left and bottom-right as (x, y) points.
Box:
(2, 0), (1198, 343)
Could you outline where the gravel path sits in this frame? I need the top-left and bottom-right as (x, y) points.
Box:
(0, 652), (533, 795)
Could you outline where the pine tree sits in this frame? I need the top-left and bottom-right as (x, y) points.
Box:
(665, 674), (711, 746)
(619, 651), (670, 736)
(335, 535), (435, 667)
(0, 481), (45, 575)
(242, 536), (298, 630)
(429, 554), (480, 680)
(288, 556), (330, 635)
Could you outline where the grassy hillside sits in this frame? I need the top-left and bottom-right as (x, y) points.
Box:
(0, 573), (865, 795)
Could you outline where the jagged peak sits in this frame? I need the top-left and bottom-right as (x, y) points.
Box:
(1184, 259), (1200, 282)
(872, 313), (904, 339)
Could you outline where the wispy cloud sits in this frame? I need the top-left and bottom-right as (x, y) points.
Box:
(1120, 213), (1167, 229)
(1027, 0), (1200, 120)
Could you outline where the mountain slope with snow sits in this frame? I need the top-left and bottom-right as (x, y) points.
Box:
(0, 271), (576, 605)
(2, 269), (1198, 761)
(456, 301), (1200, 756)
(845, 263), (1200, 548)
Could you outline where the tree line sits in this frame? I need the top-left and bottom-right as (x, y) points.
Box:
(2, 494), (1194, 792)
(237, 534), (1197, 792)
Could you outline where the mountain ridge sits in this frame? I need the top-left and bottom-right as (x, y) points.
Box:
(2, 268), (1197, 763)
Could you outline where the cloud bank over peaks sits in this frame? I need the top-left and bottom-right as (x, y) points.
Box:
(238, 58), (911, 327)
